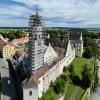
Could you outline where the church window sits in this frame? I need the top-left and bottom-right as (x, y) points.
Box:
(29, 91), (32, 96)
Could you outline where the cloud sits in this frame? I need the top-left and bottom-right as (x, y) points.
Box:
(0, 0), (100, 27)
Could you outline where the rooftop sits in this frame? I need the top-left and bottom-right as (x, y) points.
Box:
(23, 64), (49, 88)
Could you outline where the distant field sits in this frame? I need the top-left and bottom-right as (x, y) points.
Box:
(0, 27), (100, 33)
(88, 30), (100, 33)
(0, 27), (28, 32)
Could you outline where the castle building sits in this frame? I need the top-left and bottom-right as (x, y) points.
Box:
(23, 12), (83, 100)
(69, 32), (83, 57)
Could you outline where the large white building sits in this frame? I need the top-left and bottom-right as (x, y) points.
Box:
(22, 12), (83, 100)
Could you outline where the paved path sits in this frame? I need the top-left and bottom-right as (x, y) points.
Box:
(89, 87), (100, 100)
(69, 86), (80, 100)
(58, 83), (69, 100)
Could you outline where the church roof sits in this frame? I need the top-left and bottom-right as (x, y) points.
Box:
(45, 39), (68, 49)
(69, 32), (81, 41)
(23, 64), (49, 88)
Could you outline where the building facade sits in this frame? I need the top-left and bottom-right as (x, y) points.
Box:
(28, 12), (44, 71)
(2, 44), (15, 59)
(23, 12), (83, 100)
(69, 32), (83, 57)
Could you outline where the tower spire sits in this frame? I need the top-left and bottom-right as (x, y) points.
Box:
(36, 5), (39, 15)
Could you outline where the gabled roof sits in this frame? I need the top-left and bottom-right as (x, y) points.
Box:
(9, 37), (29, 46)
(23, 64), (49, 88)
(15, 50), (26, 59)
(45, 39), (68, 49)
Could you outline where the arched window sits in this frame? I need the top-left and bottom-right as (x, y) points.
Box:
(29, 91), (32, 96)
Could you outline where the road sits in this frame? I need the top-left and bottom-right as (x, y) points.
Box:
(69, 86), (80, 100)
(89, 87), (100, 100)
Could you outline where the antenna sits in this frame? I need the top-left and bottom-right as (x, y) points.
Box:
(35, 5), (39, 15)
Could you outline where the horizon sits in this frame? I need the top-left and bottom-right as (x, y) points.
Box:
(1, 0), (100, 28)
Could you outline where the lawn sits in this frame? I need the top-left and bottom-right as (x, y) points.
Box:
(64, 84), (76, 100)
(71, 57), (95, 78)
(64, 57), (95, 100)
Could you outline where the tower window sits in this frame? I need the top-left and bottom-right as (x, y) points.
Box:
(35, 35), (37, 40)
(29, 91), (32, 96)
(39, 35), (40, 39)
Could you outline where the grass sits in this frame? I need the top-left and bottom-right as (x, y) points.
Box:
(64, 57), (95, 100)
(39, 87), (58, 100)
(39, 77), (69, 100)
(64, 84), (76, 100)
(75, 88), (86, 100)
(71, 57), (95, 78)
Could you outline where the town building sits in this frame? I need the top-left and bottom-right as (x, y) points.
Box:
(22, 12), (83, 100)
(2, 44), (15, 59)
(0, 37), (15, 59)
(95, 38), (100, 51)
(9, 37), (29, 51)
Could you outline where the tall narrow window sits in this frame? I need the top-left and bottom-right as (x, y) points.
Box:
(29, 91), (32, 96)
(35, 35), (37, 40)
(39, 35), (40, 39)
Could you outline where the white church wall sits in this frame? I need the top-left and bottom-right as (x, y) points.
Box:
(38, 77), (43, 97)
(35, 48), (75, 99)
(23, 87), (38, 100)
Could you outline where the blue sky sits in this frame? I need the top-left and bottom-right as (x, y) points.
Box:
(0, 0), (100, 28)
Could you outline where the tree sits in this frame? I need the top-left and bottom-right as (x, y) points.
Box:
(83, 46), (93, 58)
(53, 78), (66, 94)
(68, 64), (75, 80)
(92, 67), (99, 92)
(63, 66), (67, 73)
(81, 64), (92, 88)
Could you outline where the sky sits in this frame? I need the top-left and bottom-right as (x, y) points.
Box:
(0, 0), (100, 28)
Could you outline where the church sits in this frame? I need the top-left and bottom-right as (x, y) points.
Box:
(22, 11), (83, 100)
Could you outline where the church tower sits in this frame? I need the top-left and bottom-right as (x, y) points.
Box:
(28, 10), (44, 71)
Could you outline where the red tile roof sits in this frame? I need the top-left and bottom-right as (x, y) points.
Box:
(0, 38), (7, 47)
(95, 39), (100, 47)
(24, 64), (49, 88)
(96, 54), (100, 59)
(9, 37), (29, 46)
(15, 50), (26, 58)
